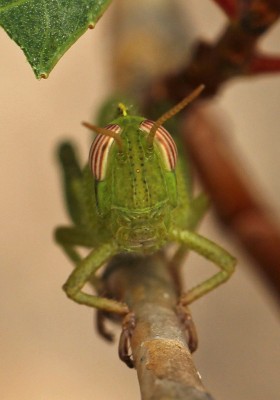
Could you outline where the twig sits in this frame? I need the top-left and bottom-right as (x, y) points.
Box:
(147, 0), (280, 101)
(102, 252), (215, 400)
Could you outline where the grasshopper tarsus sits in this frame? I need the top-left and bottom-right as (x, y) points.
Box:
(118, 312), (136, 368)
(176, 301), (198, 353)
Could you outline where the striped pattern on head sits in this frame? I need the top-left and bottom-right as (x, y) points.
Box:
(89, 124), (121, 181)
(140, 120), (177, 171)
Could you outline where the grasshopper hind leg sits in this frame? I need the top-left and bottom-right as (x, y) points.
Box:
(57, 141), (87, 226)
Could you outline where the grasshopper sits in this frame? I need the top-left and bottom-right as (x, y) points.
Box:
(55, 85), (236, 328)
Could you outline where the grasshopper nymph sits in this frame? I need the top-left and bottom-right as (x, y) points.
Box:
(55, 85), (236, 320)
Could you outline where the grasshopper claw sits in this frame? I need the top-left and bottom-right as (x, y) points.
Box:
(176, 301), (198, 353)
(118, 312), (136, 368)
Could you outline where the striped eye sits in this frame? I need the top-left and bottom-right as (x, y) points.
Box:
(140, 120), (178, 170)
(89, 124), (121, 181)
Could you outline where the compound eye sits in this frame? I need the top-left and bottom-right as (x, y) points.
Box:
(89, 124), (121, 181)
(140, 120), (178, 170)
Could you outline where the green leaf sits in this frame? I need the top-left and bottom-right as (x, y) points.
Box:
(0, 0), (112, 78)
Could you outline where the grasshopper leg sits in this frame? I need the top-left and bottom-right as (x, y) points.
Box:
(57, 142), (88, 226)
(170, 229), (236, 305)
(96, 310), (115, 342)
(55, 226), (94, 264)
(168, 192), (209, 286)
(63, 242), (129, 315)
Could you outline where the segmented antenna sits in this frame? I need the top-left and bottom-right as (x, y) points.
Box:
(82, 121), (123, 151)
(147, 84), (205, 146)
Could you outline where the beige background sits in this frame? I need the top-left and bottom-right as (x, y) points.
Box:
(1, 1), (280, 399)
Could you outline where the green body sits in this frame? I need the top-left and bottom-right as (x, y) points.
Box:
(55, 104), (236, 315)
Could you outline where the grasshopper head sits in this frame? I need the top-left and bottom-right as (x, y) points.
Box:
(87, 115), (179, 252)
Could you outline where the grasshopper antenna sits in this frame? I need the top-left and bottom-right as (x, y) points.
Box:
(147, 84), (205, 146)
(82, 121), (123, 151)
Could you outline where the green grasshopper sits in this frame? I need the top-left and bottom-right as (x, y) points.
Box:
(55, 85), (236, 324)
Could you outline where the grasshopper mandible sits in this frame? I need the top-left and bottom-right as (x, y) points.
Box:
(55, 85), (236, 320)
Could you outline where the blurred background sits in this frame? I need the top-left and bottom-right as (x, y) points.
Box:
(1, 1), (280, 399)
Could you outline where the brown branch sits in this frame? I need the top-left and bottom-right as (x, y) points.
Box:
(101, 253), (215, 400)
(183, 108), (280, 301)
(147, 0), (280, 102)
(212, 0), (238, 18)
(248, 53), (280, 73)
